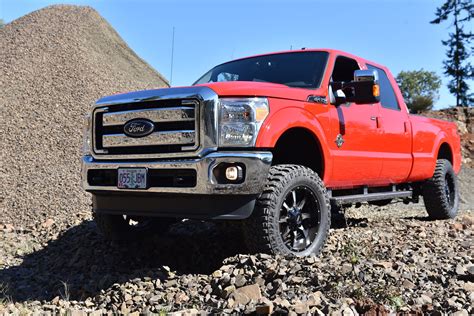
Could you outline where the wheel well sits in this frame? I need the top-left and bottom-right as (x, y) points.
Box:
(271, 128), (324, 177)
(437, 143), (453, 164)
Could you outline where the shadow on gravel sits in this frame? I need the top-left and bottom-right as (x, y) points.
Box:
(0, 220), (247, 302)
(402, 216), (432, 221)
(330, 213), (369, 229)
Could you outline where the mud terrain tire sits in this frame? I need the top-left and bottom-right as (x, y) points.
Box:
(423, 159), (459, 220)
(243, 164), (330, 256)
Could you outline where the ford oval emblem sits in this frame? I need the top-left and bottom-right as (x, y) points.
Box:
(123, 119), (155, 137)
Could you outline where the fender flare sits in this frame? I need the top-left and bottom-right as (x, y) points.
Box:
(427, 131), (450, 174)
(256, 107), (332, 182)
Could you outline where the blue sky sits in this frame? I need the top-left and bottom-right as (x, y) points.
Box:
(2, 0), (473, 108)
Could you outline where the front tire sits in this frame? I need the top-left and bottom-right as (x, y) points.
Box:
(243, 165), (331, 256)
(94, 213), (177, 241)
(423, 159), (459, 220)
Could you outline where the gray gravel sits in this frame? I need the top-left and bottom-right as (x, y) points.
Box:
(0, 5), (168, 231)
(0, 203), (472, 314)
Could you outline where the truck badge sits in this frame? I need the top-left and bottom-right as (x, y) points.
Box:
(335, 134), (344, 148)
(307, 95), (328, 104)
(123, 119), (155, 137)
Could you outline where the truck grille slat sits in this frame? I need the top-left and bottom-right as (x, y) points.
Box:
(102, 107), (195, 126)
(102, 130), (195, 148)
(93, 99), (199, 156)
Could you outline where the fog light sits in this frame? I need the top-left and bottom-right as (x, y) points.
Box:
(225, 166), (242, 181)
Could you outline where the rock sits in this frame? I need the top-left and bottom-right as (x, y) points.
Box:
(2, 224), (14, 233)
(256, 304), (273, 315)
(294, 301), (309, 314)
(451, 223), (464, 231)
(212, 270), (223, 278)
(273, 297), (291, 308)
(232, 292), (250, 306)
(222, 285), (236, 298)
(231, 284), (261, 306)
(467, 265), (474, 275)
(149, 295), (161, 304)
(307, 291), (323, 306)
(175, 292), (189, 304)
(84, 300), (94, 308)
(463, 282), (474, 292)
(419, 294), (432, 305)
(234, 275), (247, 287)
(341, 263), (353, 274)
(374, 261), (393, 269)
(456, 264), (466, 275)
(402, 280), (416, 289)
(461, 215), (474, 226)
(42, 219), (55, 229)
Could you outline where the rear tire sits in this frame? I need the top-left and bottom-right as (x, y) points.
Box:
(94, 212), (177, 241)
(422, 159), (459, 220)
(243, 164), (331, 256)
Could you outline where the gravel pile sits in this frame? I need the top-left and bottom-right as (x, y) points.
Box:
(0, 5), (168, 230)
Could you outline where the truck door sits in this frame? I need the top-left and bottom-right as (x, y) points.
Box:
(367, 64), (412, 183)
(327, 56), (383, 187)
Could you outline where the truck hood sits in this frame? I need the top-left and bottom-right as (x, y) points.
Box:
(197, 81), (321, 102)
(96, 81), (322, 105)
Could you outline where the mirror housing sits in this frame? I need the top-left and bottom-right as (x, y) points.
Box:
(348, 69), (380, 104)
(331, 69), (380, 106)
(354, 69), (379, 83)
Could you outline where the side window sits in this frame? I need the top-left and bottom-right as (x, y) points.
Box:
(331, 56), (360, 82)
(367, 64), (400, 110)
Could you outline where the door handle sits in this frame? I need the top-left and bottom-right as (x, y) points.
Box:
(371, 116), (381, 128)
(404, 121), (409, 134)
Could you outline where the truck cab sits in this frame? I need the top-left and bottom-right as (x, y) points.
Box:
(82, 49), (461, 256)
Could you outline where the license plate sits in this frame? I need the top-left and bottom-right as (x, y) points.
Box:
(117, 168), (147, 189)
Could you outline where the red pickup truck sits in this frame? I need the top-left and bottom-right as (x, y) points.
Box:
(82, 49), (461, 256)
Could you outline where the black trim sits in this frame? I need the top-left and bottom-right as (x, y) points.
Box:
(92, 193), (257, 220)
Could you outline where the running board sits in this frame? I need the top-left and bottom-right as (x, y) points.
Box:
(330, 190), (412, 205)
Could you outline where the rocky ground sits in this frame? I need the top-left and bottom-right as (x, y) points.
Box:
(0, 168), (472, 315)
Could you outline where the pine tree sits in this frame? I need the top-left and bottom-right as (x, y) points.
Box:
(431, 0), (473, 107)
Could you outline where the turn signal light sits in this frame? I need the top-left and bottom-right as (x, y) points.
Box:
(373, 84), (380, 97)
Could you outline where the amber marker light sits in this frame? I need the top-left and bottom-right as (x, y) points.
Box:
(255, 107), (269, 122)
(373, 84), (380, 97)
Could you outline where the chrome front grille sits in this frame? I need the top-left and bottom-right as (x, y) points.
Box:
(93, 99), (199, 157)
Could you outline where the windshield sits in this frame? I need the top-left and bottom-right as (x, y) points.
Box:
(194, 51), (329, 89)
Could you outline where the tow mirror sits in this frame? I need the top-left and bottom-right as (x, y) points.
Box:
(331, 70), (380, 106)
(349, 69), (380, 104)
(354, 69), (378, 83)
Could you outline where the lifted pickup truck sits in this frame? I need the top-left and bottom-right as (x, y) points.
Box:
(82, 49), (461, 256)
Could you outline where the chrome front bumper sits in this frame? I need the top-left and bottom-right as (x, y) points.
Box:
(82, 151), (273, 195)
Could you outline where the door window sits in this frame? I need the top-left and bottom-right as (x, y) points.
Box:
(331, 56), (360, 99)
(331, 56), (360, 82)
(367, 65), (400, 111)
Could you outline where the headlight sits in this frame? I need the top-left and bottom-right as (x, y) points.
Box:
(82, 113), (92, 155)
(218, 97), (269, 147)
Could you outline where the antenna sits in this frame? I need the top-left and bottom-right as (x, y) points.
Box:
(170, 26), (175, 86)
